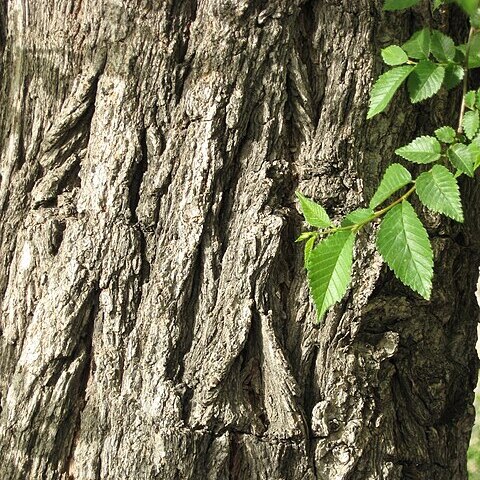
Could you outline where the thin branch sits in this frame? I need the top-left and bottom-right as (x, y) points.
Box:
(457, 26), (475, 134)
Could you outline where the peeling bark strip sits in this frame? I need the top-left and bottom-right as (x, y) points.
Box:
(0, 1), (478, 479)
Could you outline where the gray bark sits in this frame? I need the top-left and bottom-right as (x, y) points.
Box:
(0, 1), (478, 479)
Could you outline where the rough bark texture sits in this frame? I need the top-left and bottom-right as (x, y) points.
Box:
(0, 1), (479, 479)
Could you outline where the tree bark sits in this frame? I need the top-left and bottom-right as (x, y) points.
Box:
(0, 1), (478, 479)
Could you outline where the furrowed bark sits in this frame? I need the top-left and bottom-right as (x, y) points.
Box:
(0, 1), (478, 479)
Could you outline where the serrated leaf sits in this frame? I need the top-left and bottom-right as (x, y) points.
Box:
(476, 89), (480, 109)
(431, 30), (456, 62)
(304, 236), (315, 268)
(377, 201), (433, 299)
(341, 208), (375, 226)
(447, 143), (475, 176)
(367, 66), (414, 118)
(307, 231), (355, 320)
(384, 0), (421, 8)
(408, 60), (445, 103)
(296, 192), (332, 228)
(369, 163), (412, 209)
(395, 135), (441, 163)
(381, 45), (409, 66)
(462, 110), (479, 140)
(403, 29), (431, 60)
(434, 126), (456, 143)
(443, 64), (464, 90)
(465, 90), (476, 109)
(416, 165), (464, 221)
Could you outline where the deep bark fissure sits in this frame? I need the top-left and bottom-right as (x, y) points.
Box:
(168, 237), (205, 386)
(128, 126), (149, 223)
(61, 287), (99, 477)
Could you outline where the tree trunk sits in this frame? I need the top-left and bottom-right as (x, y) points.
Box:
(0, 1), (478, 479)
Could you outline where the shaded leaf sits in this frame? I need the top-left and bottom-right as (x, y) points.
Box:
(384, 0), (421, 8)
(447, 143), (475, 176)
(443, 64), (464, 90)
(472, 8), (480, 28)
(455, 0), (479, 15)
(468, 141), (480, 170)
(403, 28), (431, 60)
(457, 34), (480, 68)
(431, 30), (456, 62)
(407, 60), (445, 103)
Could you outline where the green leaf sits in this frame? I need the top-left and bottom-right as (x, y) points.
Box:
(402, 29), (431, 60)
(431, 30), (456, 62)
(341, 208), (375, 226)
(470, 33), (480, 66)
(476, 89), (480, 109)
(395, 135), (441, 163)
(447, 143), (475, 176)
(296, 192), (332, 228)
(296, 231), (316, 243)
(457, 34), (480, 68)
(455, 0), (479, 15)
(307, 231), (355, 320)
(462, 110), (480, 140)
(367, 66), (414, 118)
(468, 141), (480, 170)
(472, 8), (480, 28)
(407, 60), (445, 103)
(304, 236), (315, 268)
(369, 163), (412, 209)
(376, 201), (433, 299)
(384, 0), (421, 9)
(465, 90), (476, 109)
(455, 45), (466, 63)
(472, 134), (480, 147)
(443, 64), (464, 90)
(434, 126), (456, 143)
(433, 0), (446, 9)
(381, 45), (409, 66)
(416, 165), (464, 221)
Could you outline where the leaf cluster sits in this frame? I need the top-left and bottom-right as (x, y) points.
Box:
(297, 0), (480, 321)
(368, 27), (473, 118)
